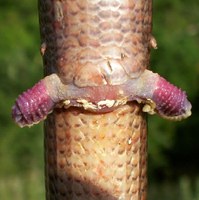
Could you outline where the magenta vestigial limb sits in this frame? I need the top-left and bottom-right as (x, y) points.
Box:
(12, 70), (192, 127)
(12, 79), (54, 127)
(151, 76), (191, 120)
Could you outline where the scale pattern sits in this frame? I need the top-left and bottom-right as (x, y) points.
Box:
(39, 0), (152, 86)
(10, 0), (191, 198)
(45, 104), (147, 200)
(38, 1), (151, 199)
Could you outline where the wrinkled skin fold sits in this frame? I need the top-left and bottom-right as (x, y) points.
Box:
(12, 69), (191, 127)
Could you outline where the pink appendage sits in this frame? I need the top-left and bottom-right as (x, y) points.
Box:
(12, 71), (192, 127)
(152, 76), (191, 120)
(12, 80), (54, 127)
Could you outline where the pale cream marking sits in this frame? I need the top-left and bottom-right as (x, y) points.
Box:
(40, 42), (46, 56)
(97, 100), (115, 109)
(150, 35), (158, 49)
(76, 99), (97, 110)
(128, 138), (132, 145)
(63, 100), (71, 109)
(142, 99), (156, 115)
(63, 100), (71, 106)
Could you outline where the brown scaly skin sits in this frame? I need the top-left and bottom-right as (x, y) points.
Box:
(12, 0), (191, 199)
(39, 1), (151, 198)
(39, 0), (152, 85)
(45, 104), (147, 199)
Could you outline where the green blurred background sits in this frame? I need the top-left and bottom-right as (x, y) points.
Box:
(0, 0), (199, 199)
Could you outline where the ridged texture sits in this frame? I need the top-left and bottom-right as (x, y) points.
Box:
(39, 0), (152, 86)
(12, 80), (54, 127)
(45, 104), (147, 200)
(153, 76), (191, 120)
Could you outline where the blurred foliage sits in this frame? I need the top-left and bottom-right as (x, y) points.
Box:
(148, 0), (199, 181)
(0, 0), (198, 199)
(0, 0), (45, 199)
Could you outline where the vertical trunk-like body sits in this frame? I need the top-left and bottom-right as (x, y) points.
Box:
(39, 0), (151, 199)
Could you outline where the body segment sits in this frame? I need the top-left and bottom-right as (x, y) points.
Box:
(12, 70), (191, 127)
(45, 104), (147, 199)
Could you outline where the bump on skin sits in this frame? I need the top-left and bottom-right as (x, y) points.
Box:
(12, 80), (54, 127)
(152, 77), (192, 120)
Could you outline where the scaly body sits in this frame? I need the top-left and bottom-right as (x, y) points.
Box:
(12, 0), (191, 199)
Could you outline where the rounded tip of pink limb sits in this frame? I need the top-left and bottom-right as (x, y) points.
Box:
(12, 80), (54, 127)
(152, 76), (192, 120)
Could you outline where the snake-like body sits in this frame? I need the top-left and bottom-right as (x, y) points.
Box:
(40, 1), (150, 199)
(12, 0), (191, 199)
